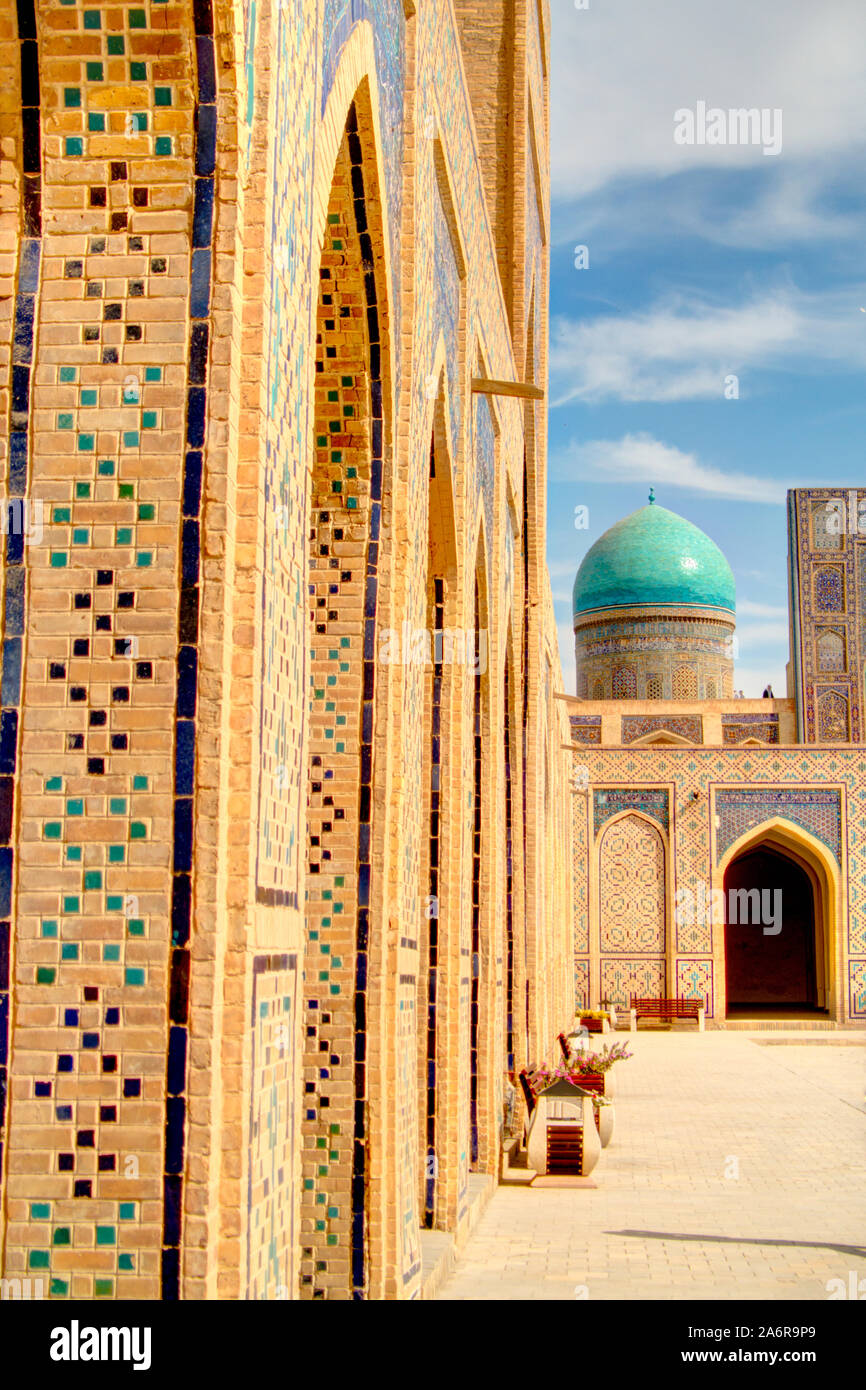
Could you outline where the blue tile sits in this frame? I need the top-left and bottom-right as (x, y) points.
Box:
(189, 249), (211, 317)
(192, 178), (213, 249)
(166, 1025), (186, 1095)
(174, 719), (194, 796)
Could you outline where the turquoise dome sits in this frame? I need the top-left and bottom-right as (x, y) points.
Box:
(573, 502), (735, 617)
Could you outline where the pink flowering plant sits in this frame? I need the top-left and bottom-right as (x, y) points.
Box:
(527, 1042), (632, 1096)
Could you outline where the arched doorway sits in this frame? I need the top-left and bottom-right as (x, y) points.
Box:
(724, 845), (825, 1015)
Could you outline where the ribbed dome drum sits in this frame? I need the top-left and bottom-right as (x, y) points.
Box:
(573, 500), (737, 703)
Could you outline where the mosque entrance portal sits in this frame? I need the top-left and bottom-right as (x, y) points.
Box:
(724, 845), (825, 1015)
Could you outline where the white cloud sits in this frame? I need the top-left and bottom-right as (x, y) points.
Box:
(548, 287), (866, 406)
(552, 433), (787, 504)
(550, 0), (866, 201)
(737, 599), (789, 619)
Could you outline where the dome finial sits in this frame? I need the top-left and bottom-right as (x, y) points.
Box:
(648, 487), (655, 505)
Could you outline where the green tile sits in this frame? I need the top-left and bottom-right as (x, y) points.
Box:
(154, 87), (172, 105)
(119, 483), (134, 498)
(59, 367), (77, 382)
(155, 136), (172, 155)
(52, 1227), (71, 1246)
(141, 411), (157, 429)
(128, 7), (146, 25)
(36, 967), (56, 985)
(64, 88), (81, 108)
(88, 113), (105, 131)
(124, 967), (145, 986)
(133, 775), (148, 789)
(60, 944), (79, 961)
(106, 895), (123, 911)
(96, 1226), (116, 1245)
(116, 527), (133, 545)
(66, 799), (84, 816)
(75, 483), (91, 498)
(103, 944), (120, 962)
(145, 367), (161, 381)
(29, 1250), (50, 1269)
(109, 798), (127, 815)
(57, 415), (74, 431)
(129, 821), (146, 839)
(108, 845), (125, 863)
(46, 776), (63, 791)
(85, 62), (104, 80)
(50, 553), (67, 568)
(83, 10), (101, 28)
(50, 1279), (69, 1297)
(127, 920), (145, 936)
(41, 921), (58, 938)
(77, 434), (95, 452)
(72, 528), (89, 545)
(44, 823), (62, 839)
(122, 431), (139, 448)
(65, 137), (84, 156)
(31, 1204), (51, 1220)
(98, 458), (115, 476)
(135, 552), (152, 567)
(118, 1254), (135, 1271)
(84, 871), (102, 890)
(94, 1279), (113, 1297)
(130, 61), (146, 81)
(118, 1203), (136, 1220)
(53, 506), (71, 521)
(107, 35), (124, 53)
(80, 389), (97, 406)
(66, 846), (82, 862)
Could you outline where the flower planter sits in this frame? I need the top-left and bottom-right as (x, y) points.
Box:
(526, 1088), (601, 1177)
(579, 1016), (609, 1035)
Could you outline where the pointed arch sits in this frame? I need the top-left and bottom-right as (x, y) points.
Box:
(715, 818), (842, 1019)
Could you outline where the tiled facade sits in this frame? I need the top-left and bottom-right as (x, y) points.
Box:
(0, 0), (574, 1301)
(568, 487), (866, 1029)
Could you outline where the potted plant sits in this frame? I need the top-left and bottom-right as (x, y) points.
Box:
(570, 1041), (632, 1099)
(578, 1009), (610, 1035)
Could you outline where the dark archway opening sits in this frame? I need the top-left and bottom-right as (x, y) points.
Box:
(724, 846), (825, 1015)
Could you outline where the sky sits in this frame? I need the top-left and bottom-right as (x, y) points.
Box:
(546, 0), (866, 696)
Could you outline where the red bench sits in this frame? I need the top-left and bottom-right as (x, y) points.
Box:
(630, 996), (705, 1031)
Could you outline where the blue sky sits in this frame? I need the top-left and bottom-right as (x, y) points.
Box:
(546, 0), (866, 695)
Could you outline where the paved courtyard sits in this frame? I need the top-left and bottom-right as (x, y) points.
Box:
(437, 1030), (866, 1300)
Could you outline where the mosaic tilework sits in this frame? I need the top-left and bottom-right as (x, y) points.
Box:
(574, 958), (589, 1010)
(817, 688), (849, 742)
(715, 788), (842, 865)
(791, 489), (865, 742)
(247, 954), (299, 1301)
(301, 118), (382, 1299)
(255, 0), (316, 906)
(473, 391), (495, 555)
(0, 0), (41, 1217)
(598, 816), (666, 953)
(320, 0), (404, 387)
(432, 173), (461, 457)
(573, 790), (589, 953)
(675, 959), (712, 1010)
(722, 713), (779, 745)
(850, 960), (866, 1020)
(593, 787), (669, 837)
(622, 715), (702, 745)
(4, 0), (199, 1301)
(570, 714), (601, 745)
(600, 958), (665, 1010)
(572, 742), (866, 1019)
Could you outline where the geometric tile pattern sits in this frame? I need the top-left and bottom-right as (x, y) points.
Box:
(791, 489), (864, 742)
(715, 788), (842, 865)
(722, 713), (779, 745)
(600, 957), (665, 1010)
(622, 715), (701, 745)
(247, 954), (299, 1301)
(572, 742), (866, 1022)
(675, 958), (713, 1014)
(598, 815), (666, 953)
(593, 787), (669, 837)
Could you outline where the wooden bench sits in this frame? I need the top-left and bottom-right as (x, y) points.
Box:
(630, 996), (705, 1031)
